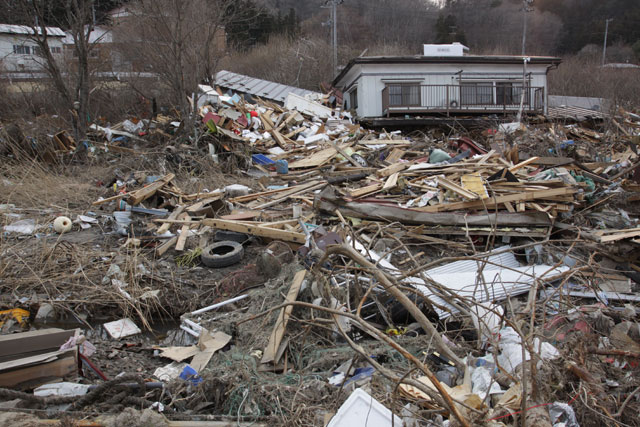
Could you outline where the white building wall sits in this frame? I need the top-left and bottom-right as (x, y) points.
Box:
(0, 34), (64, 72)
(341, 62), (551, 118)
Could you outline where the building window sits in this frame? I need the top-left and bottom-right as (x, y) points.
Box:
(499, 83), (529, 105)
(461, 83), (493, 105)
(387, 84), (420, 106)
(349, 88), (358, 110)
(50, 46), (62, 54)
(13, 45), (31, 55)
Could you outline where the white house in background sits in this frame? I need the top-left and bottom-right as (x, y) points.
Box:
(333, 43), (561, 119)
(0, 24), (65, 72)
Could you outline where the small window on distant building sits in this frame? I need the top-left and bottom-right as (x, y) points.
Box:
(90, 49), (99, 58)
(50, 46), (62, 54)
(13, 45), (31, 55)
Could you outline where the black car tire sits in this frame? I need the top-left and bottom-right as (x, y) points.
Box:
(201, 241), (244, 268)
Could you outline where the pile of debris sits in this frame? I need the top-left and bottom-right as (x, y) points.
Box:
(1, 91), (640, 427)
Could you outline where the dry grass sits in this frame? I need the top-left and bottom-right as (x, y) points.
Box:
(1, 162), (103, 212)
(548, 55), (640, 111)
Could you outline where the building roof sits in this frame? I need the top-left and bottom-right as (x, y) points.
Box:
(334, 54), (562, 86)
(62, 26), (112, 45)
(0, 24), (65, 37)
(215, 70), (320, 103)
(108, 5), (133, 19)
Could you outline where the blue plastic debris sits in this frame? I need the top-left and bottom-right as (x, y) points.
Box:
(252, 154), (275, 165)
(179, 365), (202, 385)
(275, 159), (289, 174)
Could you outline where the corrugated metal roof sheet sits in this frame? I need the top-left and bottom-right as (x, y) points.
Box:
(0, 24), (65, 37)
(215, 70), (320, 103)
(547, 106), (607, 120)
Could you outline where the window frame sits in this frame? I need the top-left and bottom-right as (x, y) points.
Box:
(349, 87), (358, 110)
(13, 45), (31, 55)
(386, 83), (421, 107)
(460, 83), (493, 106)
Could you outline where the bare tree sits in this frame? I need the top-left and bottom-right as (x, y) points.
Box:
(116, 0), (233, 131)
(11, 0), (97, 139)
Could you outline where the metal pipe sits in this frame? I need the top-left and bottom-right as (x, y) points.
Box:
(190, 294), (249, 316)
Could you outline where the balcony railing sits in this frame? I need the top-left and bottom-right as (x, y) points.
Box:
(381, 84), (544, 116)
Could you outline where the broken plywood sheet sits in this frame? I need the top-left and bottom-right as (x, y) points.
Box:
(288, 143), (351, 169)
(461, 174), (488, 198)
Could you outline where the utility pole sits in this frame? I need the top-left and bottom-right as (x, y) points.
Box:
(521, 0), (533, 55)
(602, 18), (613, 66)
(322, 0), (343, 78)
(332, 1), (337, 77)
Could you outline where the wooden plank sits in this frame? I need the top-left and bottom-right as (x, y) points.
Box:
(220, 211), (261, 221)
(92, 193), (128, 206)
(284, 126), (306, 139)
(329, 140), (361, 167)
(270, 129), (288, 149)
(0, 329), (76, 359)
(437, 176), (479, 200)
(202, 219), (306, 244)
(509, 157), (539, 173)
(316, 187), (553, 227)
(251, 181), (325, 209)
(376, 162), (408, 178)
(288, 142), (353, 169)
(156, 235), (178, 256)
(350, 183), (384, 198)
(127, 173), (175, 205)
(384, 148), (405, 164)
(476, 149), (497, 165)
(175, 213), (191, 252)
(415, 187), (576, 213)
(229, 187), (291, 204)
(0, 354), (76, 388)
(504, 202), (516, 213)
(261, 270), (306, 364)
(157, 205), (184, 235)
(358, 139), (411, 145)
(383, 172), (399, 191)
(599, 230), (640, 243)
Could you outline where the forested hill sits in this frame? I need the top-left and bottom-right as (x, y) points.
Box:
(258, 0), (640, 57)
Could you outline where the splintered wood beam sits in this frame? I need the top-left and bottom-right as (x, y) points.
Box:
(202, 219), (306, 244)
(261, 270), (306, 364)
(376, 162), (408, 178)
(156, 205), (184, 235)
(509, 157), (539, 173)
(350, 183), (384, 198)
(415, 187), (576, 213)
(127, 173), (175, 205)
(175, 213), (192, 252)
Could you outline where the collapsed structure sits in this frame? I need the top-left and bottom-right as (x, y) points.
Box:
(1, 72), (640, 427)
